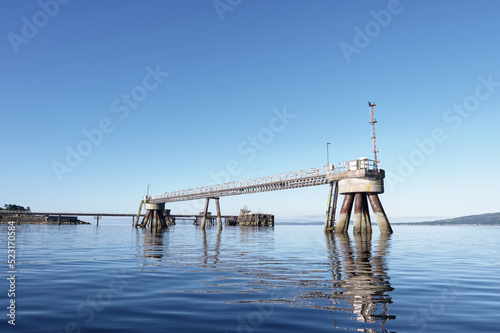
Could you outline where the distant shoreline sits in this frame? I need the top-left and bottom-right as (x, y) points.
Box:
(0, 216), (91, 225)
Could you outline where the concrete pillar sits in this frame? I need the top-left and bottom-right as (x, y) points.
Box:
(353, 193), (363, 234)
(335, 194), (354, 234)
(140, 203), (167, 231)
(152, 210), (157, 230)
(201, 197), (210, 230)
(141, 210), (151, 228)
(367, 194), (393, 234)
(361, 194), (372, 234)
(215, 198), (222, 232)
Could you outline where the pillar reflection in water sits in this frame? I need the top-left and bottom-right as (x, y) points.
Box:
(325, 232), (394, 331)
(202, 229), (222, 267)
(139, 229), (167, 261)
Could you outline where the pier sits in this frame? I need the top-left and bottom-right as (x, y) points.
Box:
(138, 103), (392, 234)
(138, 157), (391, 234)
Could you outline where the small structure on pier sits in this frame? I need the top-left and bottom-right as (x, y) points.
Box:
(225, 206), (274, 226)
(194, 212), (217, 226)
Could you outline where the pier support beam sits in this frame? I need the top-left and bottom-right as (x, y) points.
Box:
(353, 194), (372, 235)
(215, 197), (222, 232)
(140, 203), (167, 231)
(201, 197), (222, 231)
(368, 194), (393, 234)
(324, 181), (338, 232)
(361, 194), (372, 235)
(352, 194), (363, 234)
(134, 200), (144, 227)
(201, 197), (210, 230)
(333, 174), (392, 234)
(334, 194), (354, 234)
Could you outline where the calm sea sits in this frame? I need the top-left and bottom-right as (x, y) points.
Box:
(0, 221), (499, 332)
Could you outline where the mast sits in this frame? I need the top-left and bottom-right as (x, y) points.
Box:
(368, 102), (379, 169)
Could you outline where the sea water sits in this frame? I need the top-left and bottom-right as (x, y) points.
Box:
(0, 221), (499, 332)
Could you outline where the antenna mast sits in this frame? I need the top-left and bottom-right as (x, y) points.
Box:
(368, 102), (379, 169)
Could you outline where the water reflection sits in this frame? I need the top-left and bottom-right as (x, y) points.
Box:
(139, 229), (167, 261)
(202, 230), (221, 267)
(325, 232), (395, 331)
(132, 225), (393, 331)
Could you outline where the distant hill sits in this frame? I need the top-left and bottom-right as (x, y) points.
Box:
(400, 212), (500, 226)
(277, 212), (500, 226)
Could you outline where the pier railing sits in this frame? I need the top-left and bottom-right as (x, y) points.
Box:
(150, 158), (379, 203)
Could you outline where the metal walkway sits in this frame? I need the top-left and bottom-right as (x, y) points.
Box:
(150, 159), (379, 204)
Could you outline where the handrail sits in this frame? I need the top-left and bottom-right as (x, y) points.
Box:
(150, 159), (379, 202)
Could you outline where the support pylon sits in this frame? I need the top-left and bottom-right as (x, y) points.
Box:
(367, 194), (392, 234)
(201, 198), (210, 230)
(334, 194), (354, 234)
(324, 181), (338, 232)
(215, 197), (222, 232)
(139, 203), (168, 232)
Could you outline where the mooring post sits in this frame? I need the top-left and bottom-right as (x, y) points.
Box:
(367, 194), (393, 234)
(215, 197), (222, 232)
(335, 194), (354, 234)
(201, 197), (210, 230)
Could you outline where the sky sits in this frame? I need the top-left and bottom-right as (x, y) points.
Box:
(1, 0), (499, 222)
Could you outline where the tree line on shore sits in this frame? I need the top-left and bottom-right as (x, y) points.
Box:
(0, 204), (31, 211)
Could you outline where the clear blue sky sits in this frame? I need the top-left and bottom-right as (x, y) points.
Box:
(1, 0), (499, 222)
